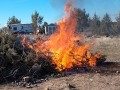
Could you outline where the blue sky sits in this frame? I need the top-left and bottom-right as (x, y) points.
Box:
(0, 0), (120, 28)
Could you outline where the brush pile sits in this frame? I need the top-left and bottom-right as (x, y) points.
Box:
(0, 29), (58, 84)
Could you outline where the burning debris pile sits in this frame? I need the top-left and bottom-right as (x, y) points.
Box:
(0, 2), (105, 85)
(1, 1), (120, 88)
(22, 3), (105, 72)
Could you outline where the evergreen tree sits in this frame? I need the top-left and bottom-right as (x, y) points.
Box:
(7, 16), (21, 24)
(100, 13), (112, 36)
(115, 13), (120, 34)
(31, 11), (43, 34)
(90, 13), (100, 34)
(75, 8), (89, 32)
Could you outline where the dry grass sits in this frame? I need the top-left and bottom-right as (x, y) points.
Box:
(88, 36), (120, 62)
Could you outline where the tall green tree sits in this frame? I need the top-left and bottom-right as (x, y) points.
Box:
(75, 8), (89, 32)
(31, 11), (43, 34)
(115, 13), (120, 34)
(7, 16), (21, 24)
(100, 13), (113, 36)
(90, 13), (101, 34)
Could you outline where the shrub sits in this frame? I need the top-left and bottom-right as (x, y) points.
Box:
(0, 28), (57, 83)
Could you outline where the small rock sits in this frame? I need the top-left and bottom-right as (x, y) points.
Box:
(36, 79), (42, 83)
(116, 71), (119, 73)
(26, 83), (32, 88)
(23, 76), (31, 83)
(44, 78), (49, 81)
(26, 85), (32, 88)
(95, 71), (98, 73)
(90, 79), (93, 81)
(68, 84), (76, 89)
(31, 84), (38, 87)
(16, 82), (19, 86)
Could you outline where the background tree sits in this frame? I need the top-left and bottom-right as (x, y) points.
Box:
(90, 13), (101, 35)
(31, 11), (43, 34)
(75, 8), (89, 32)
(7, 16), (21, 24)
(40, 22), (48, 34)
(115, 13), (120, 34)
(100, 13), (113, 36)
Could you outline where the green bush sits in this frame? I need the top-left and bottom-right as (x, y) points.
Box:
(0, 28), (57, 83)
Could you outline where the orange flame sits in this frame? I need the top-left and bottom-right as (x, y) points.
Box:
(65, 3), (72, 12)
(22, 3), (101, 71)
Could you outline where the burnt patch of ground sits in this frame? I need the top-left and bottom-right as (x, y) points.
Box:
(60, 62), (120, 77)
(89, 62), (120, 75)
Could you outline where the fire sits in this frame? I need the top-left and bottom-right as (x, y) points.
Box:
(65, 3), (72, 12)
(22, 3), (101, 71)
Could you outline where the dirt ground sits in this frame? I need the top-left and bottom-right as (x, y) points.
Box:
(0, 36), (120, 90)
(0, 73), (119, 90)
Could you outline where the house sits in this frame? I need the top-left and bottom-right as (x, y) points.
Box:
(45, 23), (57, 35)
(8, 24), (34, 34)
